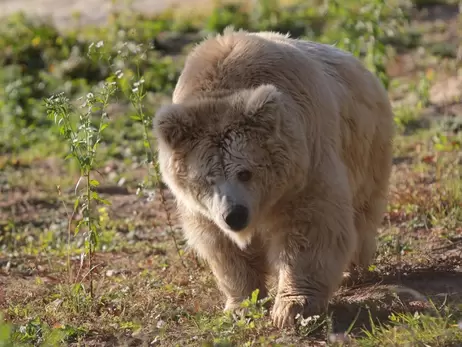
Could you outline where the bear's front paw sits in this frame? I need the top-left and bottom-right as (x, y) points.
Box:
(271, 295), (324, 329)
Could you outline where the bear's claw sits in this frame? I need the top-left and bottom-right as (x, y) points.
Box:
(271, 295), (325, 329)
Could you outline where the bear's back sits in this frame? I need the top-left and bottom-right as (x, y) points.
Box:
(173, 29), (387, 113)
(173, 29), (332, 103)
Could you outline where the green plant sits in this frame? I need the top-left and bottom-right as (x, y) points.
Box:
(44, 37), (187, 301)
(0, 315), (13, 347)
(121, 45), (186, 266)
(359, 302), (462, 347)
(45, 67), (116, 297)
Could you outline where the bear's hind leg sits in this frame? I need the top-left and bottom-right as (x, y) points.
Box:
(351, 190), (389, 273)
(350, 114), (393, 277)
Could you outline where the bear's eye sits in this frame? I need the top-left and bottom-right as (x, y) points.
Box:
(237, 170), (252, 182)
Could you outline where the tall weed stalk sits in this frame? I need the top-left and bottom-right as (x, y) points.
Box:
(44, 39), (186, 298)
(45, 81), (116, 297)
(121, 43), (186, 267)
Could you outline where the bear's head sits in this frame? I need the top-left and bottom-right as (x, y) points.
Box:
(153, 84), (296, 249)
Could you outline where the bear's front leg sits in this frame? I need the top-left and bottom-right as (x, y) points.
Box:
(180, 211), (269, 311)
(270, 176), (357, 328)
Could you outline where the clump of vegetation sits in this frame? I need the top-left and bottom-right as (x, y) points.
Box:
(1, 0), (461, 346)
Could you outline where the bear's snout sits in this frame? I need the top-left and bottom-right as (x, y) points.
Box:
(223, 204), (249, 231)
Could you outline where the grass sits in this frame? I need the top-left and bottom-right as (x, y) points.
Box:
(1, 0), (462, 346)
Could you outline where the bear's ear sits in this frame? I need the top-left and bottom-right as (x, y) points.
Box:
(244, 84), (282, 133)
(153, 103), (193, 149)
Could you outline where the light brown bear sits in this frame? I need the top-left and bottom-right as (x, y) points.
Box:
(153, 27), (394, 328)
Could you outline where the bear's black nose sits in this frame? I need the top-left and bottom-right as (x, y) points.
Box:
(224, 205), (249, 231)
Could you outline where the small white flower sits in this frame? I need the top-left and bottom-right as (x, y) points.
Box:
(115, 69), (124, 79)
(297, 314), (320, 327)
(134, 78), (145, 87)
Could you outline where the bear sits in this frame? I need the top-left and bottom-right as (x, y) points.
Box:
(153, 27), (394, 329)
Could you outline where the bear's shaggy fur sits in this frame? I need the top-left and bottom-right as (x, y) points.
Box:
(153, 28), (394, 328)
